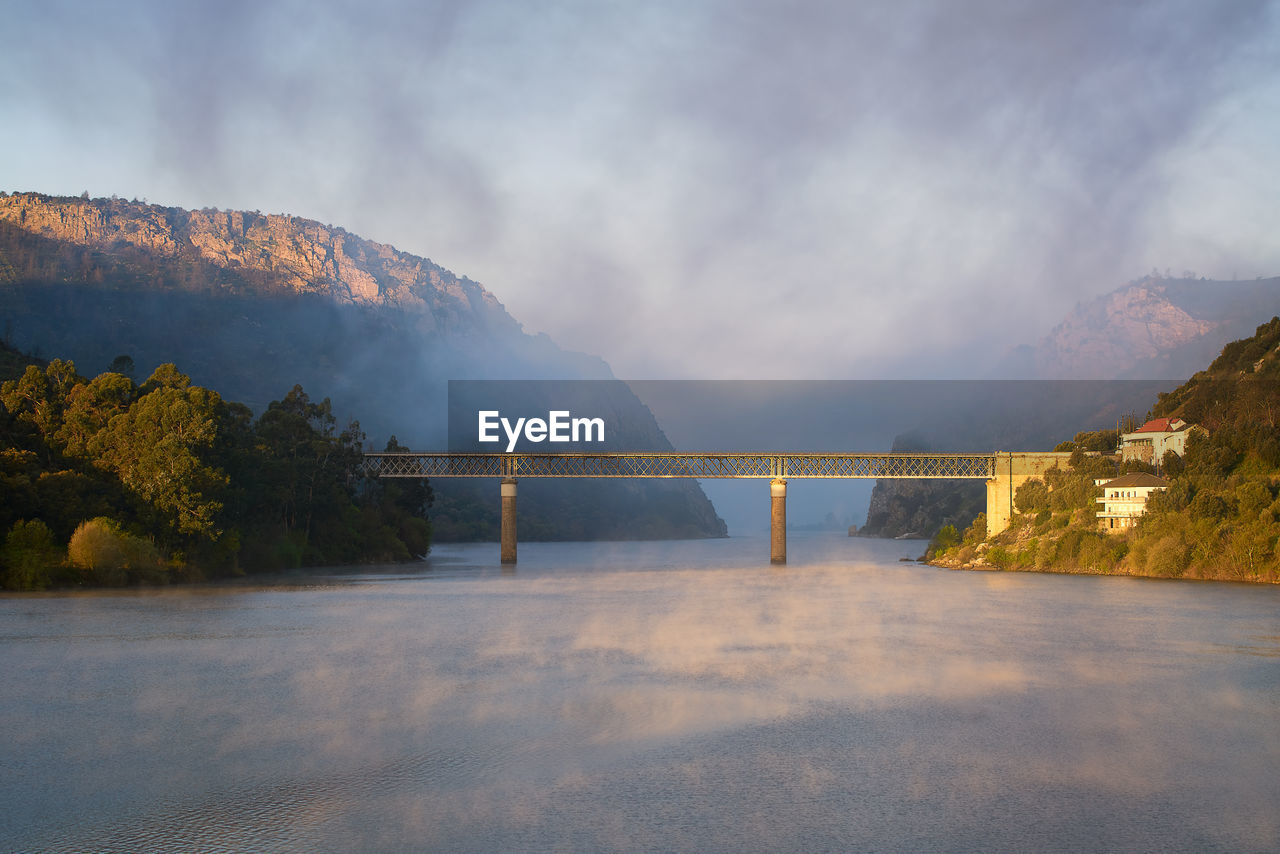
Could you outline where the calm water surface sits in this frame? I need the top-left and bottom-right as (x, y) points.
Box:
(2, 534), (1278, 853)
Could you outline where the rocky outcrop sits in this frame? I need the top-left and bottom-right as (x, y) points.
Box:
(1001, 275), (1280, 379)
(0, 192), (517, 337)
(1029, 281), (1212, 377)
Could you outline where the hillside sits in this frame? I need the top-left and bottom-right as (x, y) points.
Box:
(0, 191), (726, 542)
(863, 273), (1280, 539)
(998, 274), (1280, 380)
(0, 191), (516, 323)
(929, 317), (1280, 583)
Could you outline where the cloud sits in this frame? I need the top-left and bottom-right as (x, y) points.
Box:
(2, 0), (1277, 377)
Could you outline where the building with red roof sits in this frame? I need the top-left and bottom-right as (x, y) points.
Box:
(1119, 417), (1202, 467)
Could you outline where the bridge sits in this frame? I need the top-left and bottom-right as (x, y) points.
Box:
(365, 451), (1072, 564)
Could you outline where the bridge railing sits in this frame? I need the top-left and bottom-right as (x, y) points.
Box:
(363, 452), (997, 479)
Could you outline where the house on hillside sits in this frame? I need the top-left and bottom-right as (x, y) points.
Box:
(1119, 417), (1203, 467)
(1095, 472), (1170, 532)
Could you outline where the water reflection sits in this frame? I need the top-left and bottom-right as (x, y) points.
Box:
(2, 536), (1278, 852)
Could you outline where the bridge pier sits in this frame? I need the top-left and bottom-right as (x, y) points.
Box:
(985, 452), (1075, 536)
(500, 478), (517, 564)
(770, 478), (787, 564)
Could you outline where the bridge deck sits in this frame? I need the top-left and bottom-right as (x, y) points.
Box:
(364, 452), (997, 479)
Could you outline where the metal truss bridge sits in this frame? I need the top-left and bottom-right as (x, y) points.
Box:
(364, 451), (1009, 565)
(364, 452), (997, 480)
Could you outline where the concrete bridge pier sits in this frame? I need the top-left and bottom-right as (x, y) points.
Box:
(500, 478), (518, 564)
(771, 478), (787, 564)
(985, 452), (1075, 536)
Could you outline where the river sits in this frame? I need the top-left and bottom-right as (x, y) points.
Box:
(2, 533), (1278, 853)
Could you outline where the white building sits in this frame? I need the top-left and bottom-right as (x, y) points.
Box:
(1095, 472), (1170, 533)
(1119, 418), (1200, 466)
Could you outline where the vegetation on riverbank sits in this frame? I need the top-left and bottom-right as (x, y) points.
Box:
(927, 318), (1280, 584)
(1, 349), (432, 590)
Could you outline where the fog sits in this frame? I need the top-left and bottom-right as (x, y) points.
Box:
(4, 1), (1280, 378)
(4, 551), (1278, 850)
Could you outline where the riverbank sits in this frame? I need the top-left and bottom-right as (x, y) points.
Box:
(924, 517), (1280, 584)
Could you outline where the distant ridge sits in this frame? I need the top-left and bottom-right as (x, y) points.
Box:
(998, 274), (1280, 379)
(0, 190), (612, 418)
(0, 191), (518, 332)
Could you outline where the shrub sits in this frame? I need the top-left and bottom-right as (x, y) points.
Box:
(926, 524), (961, 558)
(67, 518), (168, 586)
(1145, 534), (1190, 578)
(962, 513), (987, 545)
(1072, 532), (1126, 573)
(987, 546), (1015, 568)
(1235, 480), (1272, 519)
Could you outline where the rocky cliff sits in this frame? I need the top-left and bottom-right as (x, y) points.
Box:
(1000, 275), (1280, 380)
(0, 191), (517, 336)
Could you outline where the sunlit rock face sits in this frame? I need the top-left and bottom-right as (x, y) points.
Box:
(0, 192), (516, 337)
(1027, 281), (1212, 378)
(0, 190), (620, 397)
(1000, 274), (1280, 380)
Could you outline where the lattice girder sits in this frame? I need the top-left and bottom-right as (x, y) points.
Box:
(364, 452), (996, 479)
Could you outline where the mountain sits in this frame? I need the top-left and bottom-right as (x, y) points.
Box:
(999, 274), (1280, 380)
(0, 191), (726, 542)
(0, 191), (609, 411)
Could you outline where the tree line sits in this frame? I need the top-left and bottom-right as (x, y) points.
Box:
(1, 354), (431, 589)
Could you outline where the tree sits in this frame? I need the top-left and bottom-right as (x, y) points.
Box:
(106, 354), (135, 381)
(57, 371), (136, 458)
(962, 513), (987, 545)
(245, 385), (365, 561)
(91, 366), (229, 541)
(1015, 478), (1049, 513)
(927, 523), (961, 558)
(2, 519), (62, 590)
(0, 359), (80, 458)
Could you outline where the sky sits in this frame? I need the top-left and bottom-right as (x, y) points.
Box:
(3, 0), (1280, 379)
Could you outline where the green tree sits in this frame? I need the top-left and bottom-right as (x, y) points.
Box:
(91, 366), (229, 540)
(1235, 480), (1272, 519)
(353, 436), (432, 558)
(106, 354), (135, 381)
(1160, 450), (1185, 478)
(0, 359), (80, 459)
(57, 371), (136, 458)
(1227, 518), (1277, 580)
(1, 519), (62, 590)
(246, 385), (364, 562)
(962, 512), (987, 545)
(1015, 478), (1049, 513)
(926, 523), (961, 558)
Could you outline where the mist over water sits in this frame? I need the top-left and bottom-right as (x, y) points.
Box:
(3, 535), (1278, 852)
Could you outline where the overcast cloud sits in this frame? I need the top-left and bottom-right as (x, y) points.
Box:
(3, 0), (1279, 378)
